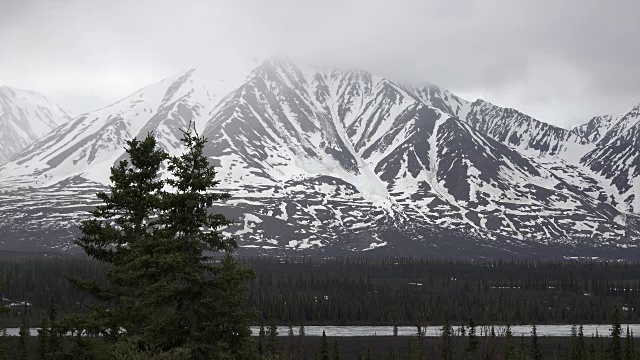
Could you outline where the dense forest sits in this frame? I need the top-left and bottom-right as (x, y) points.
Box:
(2, 256), (640, 326)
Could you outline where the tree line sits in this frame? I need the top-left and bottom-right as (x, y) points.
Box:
(2, 299), (640, 359)
(3, 256), (640, 326)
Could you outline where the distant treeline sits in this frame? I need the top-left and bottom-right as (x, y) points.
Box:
(2, 255), (640, 326)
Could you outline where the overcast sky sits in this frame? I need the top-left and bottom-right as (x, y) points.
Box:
(2, 0), (639, 128)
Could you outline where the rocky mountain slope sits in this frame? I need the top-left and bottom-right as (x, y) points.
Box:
(0, 86), (71, 164)
(0, 60), (638, 258)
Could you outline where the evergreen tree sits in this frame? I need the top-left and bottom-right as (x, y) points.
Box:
(259, 319), (266, 337)
(531, 325), (542, 360)
(577, 325), (586, 360)
(441, 315), (453, 360)
(320, 330), (329, 360)
(36, 314), (49, 360)
(405, 338), (412, 360)
(288, 324), (294, 337)
(257, 317), (265, 356)
(332, 340), (340, 360)
(518, 335), (527, 360)
(18, 305), (29, 360)
(267, 319), (279, 359)
(388, 348), (400, 360)
(393, 324), (399, 337)
(625, 326), (632, 360)
(65, 129), (257, 359)
(505, 324), (515, 360)
(571, 324), (578, 360)
(46, 296), (63, 358)
(466, 317), (478, 357)
(299, 324), (306, 337)
(488, 325), (497, 360)
(156, 128), (256, 359)
(0, 327), (7, 360)
(610, 305), (623, 360)
(65, 134), (168, 342)
(0, 287), (7, 360)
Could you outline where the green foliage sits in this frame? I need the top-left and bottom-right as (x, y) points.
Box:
(441, 314), (453, 360)
(267, 318), (279, 358)
(320, 330), (329, 360)
(17, 305), (29, 360)
(531, 324), (542, 360)
(505, 324), (515, 360)
(62, 128), (256, 359)
(0, 284), (7, 360)
(332, 339), (340, 360)
(0, 328), (7, 360)
(467, 317), (478, 356)
(36, 315), (48, 360)
(610, 304), (623, 360)
(7, 257), (640, 326)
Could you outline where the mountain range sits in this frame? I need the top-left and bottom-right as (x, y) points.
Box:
(0, 59), (638, 258)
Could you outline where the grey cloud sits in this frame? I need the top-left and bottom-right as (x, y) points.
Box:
(1, 0), (639, 127)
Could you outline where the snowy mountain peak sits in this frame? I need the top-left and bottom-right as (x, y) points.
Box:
(0, 86), (72, 164)
(0, 62), (638, 255)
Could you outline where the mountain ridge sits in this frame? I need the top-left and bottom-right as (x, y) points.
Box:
(0, 60), (638, 257)
(0, 85), (72, 164)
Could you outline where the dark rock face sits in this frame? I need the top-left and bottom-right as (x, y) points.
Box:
(0, 60), (638, 258)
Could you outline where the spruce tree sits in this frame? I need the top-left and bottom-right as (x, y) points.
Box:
(332, 340), (340, 360)
(320, 330), (329, 360)
(625, 326), (632, 360)
(531, 325), (542, 360)
(505, 324), (515, 360)
(0, 287), (8, 360)
(610, 305), (623, 360)
(36, 315), (49, 360)
(405, 338), (412, 360)
(154, 127), (256, 358)
(571, 324), (578, 360)
(466, 317), (478, 356)
(388, 348), (399, 360)
(0, 283), (9, 360)
(267, 319), (279, 358)
(17, 305), (29, 360)
(260, 319), (266, 338)
(0, 327), (7, 360)
(65, 134), (167, 342)
(441, 315), (453, 360)
(66, 129), (257, 359)
(46, 296), (63, 359)
(577, 325), (586, 360)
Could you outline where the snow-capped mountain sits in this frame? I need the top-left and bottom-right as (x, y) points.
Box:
(0, 60), (638, 258)
(581, 103), (640, 213)
(0, 86), (71, 164)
